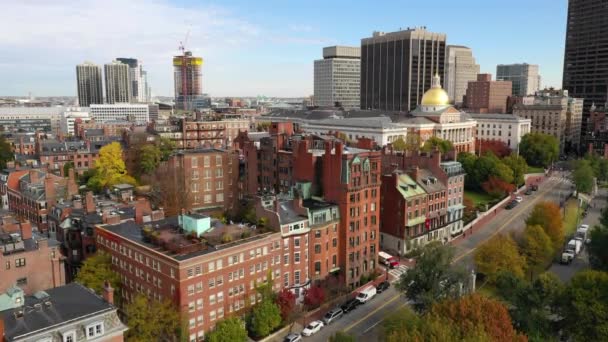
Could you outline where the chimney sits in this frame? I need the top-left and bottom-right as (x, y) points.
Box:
(44, 175), (57, 207)
(20, 220), (32, 240)
(102, 281), (114, 305)
(410, 166), (420, 182)
(85, 192), (96, 214)
(67, 168), (78, 197)
(135, 198), (151, 224)
(29, 170), (39, 184)
(335, 141), (343, 156)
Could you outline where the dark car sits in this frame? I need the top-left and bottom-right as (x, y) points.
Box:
(506, 200), (518, 210)
(376, 281), (390, 293)
(530, 185), (538, 191)
(525, 189), (533, 195)
(341, 298), (361, 313)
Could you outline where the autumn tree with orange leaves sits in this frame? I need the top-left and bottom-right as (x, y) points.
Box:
(525, 201), (565, 253)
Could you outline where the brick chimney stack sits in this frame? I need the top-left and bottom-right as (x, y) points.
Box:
(410, 166), (420, 182)
(67, 168), (78, 197)
(85, 191), (96, 214)
(102, 281), (114, 305)
(20, 220), (32, 240)
(135, 198), (151, 224)
(44, 175), (57, 207)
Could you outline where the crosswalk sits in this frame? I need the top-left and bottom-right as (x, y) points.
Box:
(548, 175), (572, 184)
(388, 265), (409, 281)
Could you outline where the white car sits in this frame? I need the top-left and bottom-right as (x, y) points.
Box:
(515, 196), (523, 203)
(302, 320), (324, 337)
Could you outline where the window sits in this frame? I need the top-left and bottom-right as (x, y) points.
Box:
(188, 301), (195, 312)
(62, 331), (76, 342)
(284, 273), (289, 287)
(86, 322), (104, 339)
(208, 278), (215, 289)
(216, 193), (224, 202)
(15, 258), (26, 268)
(332, 238), (337, 247)
(314, 244), (321, 254)
(16, 277), (27, 286)
(216, 180), (223, 190)
(209, 294), (216, 305)
(204, 156), (210, 167)
(283, 254), (289, 265)
(191, 157), (198, 167)
(294, 252), (300, 263)
(216, 168), (223, 178)
(294, 271), (300, 285)
(5, 261), (9, 270)
(294, 237), (300, 248)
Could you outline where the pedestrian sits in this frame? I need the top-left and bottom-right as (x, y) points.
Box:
(494, 209), (497, 215)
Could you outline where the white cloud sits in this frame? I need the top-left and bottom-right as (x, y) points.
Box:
(0, 0), (321, 96)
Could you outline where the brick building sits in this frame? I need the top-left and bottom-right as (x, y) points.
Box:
(465, 73), (512, 114)
(74, 119), (134, 141)
(0, 217), (65, 294)
(37, 138), (118, 175)
(96, 214), (285, 340)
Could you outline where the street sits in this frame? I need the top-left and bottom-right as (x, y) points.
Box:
(279, 174), (576, 341)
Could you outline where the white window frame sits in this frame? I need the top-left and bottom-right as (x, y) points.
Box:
(62, 330), (76, 342)
(85, 322), (104, 339)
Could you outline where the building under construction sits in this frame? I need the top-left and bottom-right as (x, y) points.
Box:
(173, 51), (207, 110)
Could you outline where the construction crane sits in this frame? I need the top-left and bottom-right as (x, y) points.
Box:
(178, 29), (191, 54)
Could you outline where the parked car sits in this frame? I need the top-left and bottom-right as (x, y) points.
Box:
(341, 298), (361, 313)
(322, 308), (344, 325)
(301, 320), (324, 337)
(525, 189), (533, 195)
(506, 200), (518, 210)
(376, 281), (390, 293)
(531, 185), (538, 191)
(356, 286), (377, 303)
(515, 196), (523, 203)
(283, 333), (302, 342)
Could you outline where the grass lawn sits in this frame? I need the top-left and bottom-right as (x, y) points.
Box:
(464, 190), (493, 207)
(563, 198), (582, 237)
(526, 165), (546, 174)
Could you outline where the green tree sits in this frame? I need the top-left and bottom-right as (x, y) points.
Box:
(248, 298), (282, 338)
(458, 152), (478, 189)
(158, 137), (175, 161)
(75, 252), (121, 303)
(0, 134), (14, 170)
(392, 137), (407, 151)
(206, 317), (248, 342)
(493, 161), (515, 184)
(474, 234), (526, 283)
(573, 159), (595, 194)
(588, 208), (608, 271)
(124, 295), (182, 342)
(422, 136), (454, 154)
(139, 144), (162, 175)
(503, 154), (528, 186)
(87, 142), (136, 190)
(521, 225), (554, 274)
(396, 242), (468, 312)
(63, 161), (75, 177)
(560, 270), (608, 341)
(328, 331), (356, 342)
(519, 133), (559, 167)
(525, 202), (565, 253)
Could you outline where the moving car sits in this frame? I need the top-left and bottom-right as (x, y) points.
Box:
(378, 251), (400, 269)
(514, 196), (523, 203)
(506, 200), (518, 210)
(283, 333), (302, 342)
(340, 298), (361, 313)
(322, 308), (343, 325)
(356, 286), (377, 304)
(376, 281), (390, 293)
(301, 320), (324, 337)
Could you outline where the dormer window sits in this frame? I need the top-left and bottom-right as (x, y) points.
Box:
(86, 322), (104, 339)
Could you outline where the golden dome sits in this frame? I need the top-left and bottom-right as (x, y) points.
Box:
(420, 74), (450, 106)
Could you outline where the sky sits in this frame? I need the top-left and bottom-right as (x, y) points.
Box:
(0, 0), (568, 98)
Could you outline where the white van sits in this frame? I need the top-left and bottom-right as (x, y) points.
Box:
(356, 286), (377, 304)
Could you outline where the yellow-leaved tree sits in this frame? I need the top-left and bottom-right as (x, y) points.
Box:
(474, 234), (526, 283)
(87, 142), (136, 192)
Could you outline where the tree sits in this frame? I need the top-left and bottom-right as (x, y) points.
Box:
(275, 289), (296, 323)
(391, 137), (407, 151)
(525, 202), (564, 253)
(474, 234), (526, 283)
(431, 294), (527, 342)
(458, 152), (479, 189)
(124, 295), (182, 342)
(75, 252), (121, 303)
(396, 242), (468, 312)
(0, 134), (14, 170)
(463, 195), (477, 223)
(519, 133), (559, 167)
(63, 161), (75, 177)
(206, 317), (248, 342)
(521, 225), (554, 274)
(150, 162), (193, 217)
(476, 139), (512, 158)
(588, 210), (608, 271)
(328, 331), (356, 342)
(573, 159), (595, 194)
(158, 137), (175, 161)
(139, 144), (162, 175)
(502, 154), (528, 186)
(482, 176), (516, 198)
(303, 285), (325, 309)
(422, 136), (454, 154)
(87, 142), (136, 191)
(248, 299), (282, 338)
(560, 270), (608, 341)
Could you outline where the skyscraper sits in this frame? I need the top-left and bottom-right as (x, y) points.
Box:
(314, 46), (361, 109)
(496, 63), (541, 97)
(116, 58), (149, 103)
(173, 51), (204, 111)
(444, 45), (480, 105)
(563, 0), (608, 132)
(104, 61), (132, 104)
(360, 27), (446, 112)
(76, 62), (103, 107)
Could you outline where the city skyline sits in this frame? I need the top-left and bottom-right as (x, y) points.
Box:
(1, 0), (566, 97)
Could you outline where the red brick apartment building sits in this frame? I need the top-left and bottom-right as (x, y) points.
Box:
(96, 214), (286, 340)
(0, 217), (65, 294)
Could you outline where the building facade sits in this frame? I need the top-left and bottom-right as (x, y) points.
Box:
(464, 73), (512, 113)
(90, 104), (150, 124)
(174, 51), (205, 111)
(0, 107), (63, 133)
(104, 61), (132, 104)
(116, 58), (147, 103)
(445, 45), (480, 105)
(361, 27), (446, 112)
(496, 63), (541, 97)
(563, 0), (608, 131)
(60, 108), (91, 135)
(314, 46), (361, 110)
(76, 62), (104, 107)
(468, 113), (532, 150)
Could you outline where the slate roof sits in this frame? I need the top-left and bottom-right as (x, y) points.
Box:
(0, 283), (115, 341)
(416, 169), (446, 193)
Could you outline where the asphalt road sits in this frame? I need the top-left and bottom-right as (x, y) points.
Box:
(294, 174), (574, 342)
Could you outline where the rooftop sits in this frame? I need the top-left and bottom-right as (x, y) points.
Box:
(1, 283), (118, 341)
(467, 113), (530, 121)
